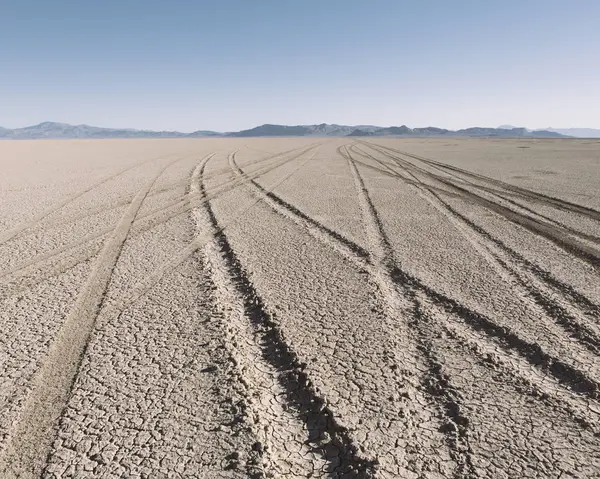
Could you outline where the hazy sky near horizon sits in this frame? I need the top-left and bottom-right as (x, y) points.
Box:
(1, 0), (599, 132)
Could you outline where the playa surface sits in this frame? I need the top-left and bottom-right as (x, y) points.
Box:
(1, 137), (599, 478)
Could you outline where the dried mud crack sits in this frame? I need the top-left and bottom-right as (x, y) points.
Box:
(346, 148), (476, 477)
(1, 138), (599, 477)
(194, 151), (376, 477)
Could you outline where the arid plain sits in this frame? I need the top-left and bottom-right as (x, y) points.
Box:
(1, 137), (599, 478)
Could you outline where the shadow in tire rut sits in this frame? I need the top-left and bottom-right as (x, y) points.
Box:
(202, 191), (376, 478)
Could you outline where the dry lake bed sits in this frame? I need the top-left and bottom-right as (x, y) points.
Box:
(1, 137), (599, 478)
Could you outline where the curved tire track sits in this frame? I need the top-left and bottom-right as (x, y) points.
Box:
(350, 143), (600, 356)
(366, 143), (600, 245)
(0, 146), (321, 301)
(0, 153), (174, 246)
(230, 152), (370, 262)
(192, 150), (377, 477)
(0, 156), (181, 478)
(371, 142), (600, 222)
(345, 147), (476, 477)
(16, 144), (321, 239)
(98, 146), (323, 326)
(344, 149), (475, 477)
(233, 144), (600, 408)
(363, 142), (600, 271)
(234, 145), (466, 475)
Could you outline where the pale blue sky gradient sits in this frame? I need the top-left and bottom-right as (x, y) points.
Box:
(1, 0), (599, 131)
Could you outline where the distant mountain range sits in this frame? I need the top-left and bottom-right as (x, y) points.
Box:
(226, 123), (568, 138)
(499, 125), (600, 138)
(0, 121), (583, 140)
(0, 122), (221, 140)
(227, 123), (382, 137)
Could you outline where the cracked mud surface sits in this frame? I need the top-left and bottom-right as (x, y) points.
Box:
(0, 138), (599, 478)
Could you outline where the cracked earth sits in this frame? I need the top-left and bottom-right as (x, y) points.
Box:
(1, 137), (599, 478)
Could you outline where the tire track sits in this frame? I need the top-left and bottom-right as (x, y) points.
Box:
(196, 148), (376, 478)
(344, 147), (476, 477)
(38, 157), (269, 478)
(0, 146), (320, 298)
(371, 142), (600, 222)
(429, 192), (600, 352)
(403, 149), (600, 246)
(403, 155), (600, 241)
(0, 156), (181, 478)
(392, 263), (600, 400)
(232, 145), (600, 408)
(2, 140), (598, 476)
(351, 143), (600, 317)
(350, 144), (600, 356)
(194, 151), (344, 477)
(233, 144), (463, 475)
(485, 190), (600, 246)
(365, 143), (599, 239)
(348, 144), (458, 198)
(18, 144), (319, 238)
(364, 142), (600, 271)
(230, 153), (370, 263)
(85, 143), (370, 476)
(98, 146), (324, 328)
(0, 153), (176, 246)
(0, 158), (254, 278)
(230, 143), (600, 449)
(239, 143), (599, 473)
(432, 305), (600, 436)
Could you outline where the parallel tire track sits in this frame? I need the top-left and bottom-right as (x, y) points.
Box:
(0, 153), (175, 245)
(351, 147), (600, 397)
(410, 156), (600, 244)
(98, 146), (323, 333)
(363, 142), (600, 271)
(371, 142), (600, 222)
(233, 145), (462, 475)
(350, 143), (600, 356)
(430, 192), (600, 353)
(16, 144), (320, 239)
(0, 146), (320, 300)
(0, 156), (181, 478)
(433, 305), (600, 436)
(0, 154), (274, 279)
(370, 144), (600, 244)
(234, 142), (600, 448)
(2, 140), (598, 477)
(347, 147), (600, 429)
(232, 144), (600, 409)
(351, 143), (600, 318)
(194, 151), (366, 477)
(230, 153), (369, 262)
(345, 147), (476, 477)
(203, 148), (376, 478)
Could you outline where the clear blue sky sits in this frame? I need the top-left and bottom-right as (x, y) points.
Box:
(1, 0), (598, 131)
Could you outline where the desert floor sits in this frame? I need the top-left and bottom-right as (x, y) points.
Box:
(1, 138), (599, 478)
